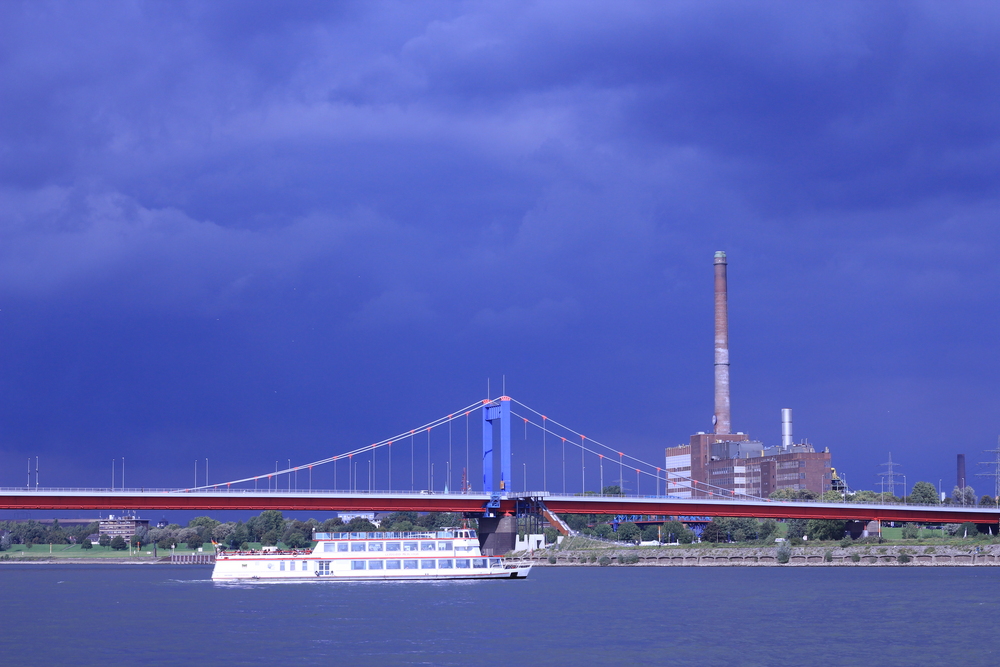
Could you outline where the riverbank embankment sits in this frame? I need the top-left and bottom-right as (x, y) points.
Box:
(520, 542), (1000, 566)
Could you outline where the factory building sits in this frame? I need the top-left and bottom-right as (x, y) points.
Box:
(666, 252), (833, 498)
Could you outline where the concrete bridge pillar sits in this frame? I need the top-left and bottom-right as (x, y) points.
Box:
(478, 515), (517, 555)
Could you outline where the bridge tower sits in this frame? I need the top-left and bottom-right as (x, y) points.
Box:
(482, 396), (512, 496)
(478, 396), (516, 554)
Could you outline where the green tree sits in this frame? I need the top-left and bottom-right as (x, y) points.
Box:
(130, 525), (149, 547)
(283, 530), (307, 549)
(594, 523), (613, 539)
(189, 516), (220, 530)
(758, 518), (778, 542)
(661, 520), (696, 544)
(957, 522), (980, 538)
(543, 527), (559, 544)
(701, 520), (727, 543)
(851, 490), (878, 503)
(375, 512), (414, 530)
(770, 488), (818, 501)
(979, 495), (997, 507)
(776, 542), (791, 564)
(901, 523), (920, 539)
(785, 519), (808, 540)
(344, 517), (378, 532)
(228, 522), (250, 549)
(260, 529), (279, 546)
(820, 490), (844, 502)
(80, 538), (93, 550)
(806, 519), (845, 541)
(248, 510), (285, 541)
(602, 485), (623, 496)
(99, 534), (111, 549)
(187, 537), (204, 550)
(617, 522), (640, 543)
(640, 525), (660, 542)
(725, 517), (760, 542)
(909, 481), (939, 505)
(110, 536), (127, 551)
(952, 486), (976, 506)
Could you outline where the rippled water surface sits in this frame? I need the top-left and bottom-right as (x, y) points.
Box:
(2, 564), (997, 665)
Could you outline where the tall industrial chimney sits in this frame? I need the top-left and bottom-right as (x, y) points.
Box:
(713, 251), (731, 435)
(957, 454), (966, 490)
(781, 408), (793, 448)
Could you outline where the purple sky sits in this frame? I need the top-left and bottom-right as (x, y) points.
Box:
(2, 1), (999, 498)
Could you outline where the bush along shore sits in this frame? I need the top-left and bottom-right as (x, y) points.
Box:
(519, 536), (1000, 567)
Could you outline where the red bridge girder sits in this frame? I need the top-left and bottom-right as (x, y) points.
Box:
(540, 499), (1000, 524)
(1, 492), (997, 525)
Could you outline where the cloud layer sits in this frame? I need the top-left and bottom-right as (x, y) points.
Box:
(1, 1), (998, 493)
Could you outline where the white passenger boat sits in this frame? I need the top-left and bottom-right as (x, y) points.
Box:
(212, 528), (532, 581)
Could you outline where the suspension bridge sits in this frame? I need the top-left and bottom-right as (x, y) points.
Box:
(3, 396), (999, 536)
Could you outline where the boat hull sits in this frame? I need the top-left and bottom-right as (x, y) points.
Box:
(212, 565), (532, 582)
(211, 528), (531, 582)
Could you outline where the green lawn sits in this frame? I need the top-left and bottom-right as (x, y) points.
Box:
(1, 543), (217, 558)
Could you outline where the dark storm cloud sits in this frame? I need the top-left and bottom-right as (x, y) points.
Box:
(1, 1), (998, 491)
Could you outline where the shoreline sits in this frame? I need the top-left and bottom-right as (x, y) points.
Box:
(0, 557), (179, 565)
(521, 542), (1000, 566)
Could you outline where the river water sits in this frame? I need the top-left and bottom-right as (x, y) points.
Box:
(1, 564), (997, 665)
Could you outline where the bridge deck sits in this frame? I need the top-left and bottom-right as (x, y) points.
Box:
(2, 490), (998, 524)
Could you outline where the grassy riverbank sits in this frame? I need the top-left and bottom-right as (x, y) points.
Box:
(0, 542), (219, 561)
(520, 535), (1000, 566)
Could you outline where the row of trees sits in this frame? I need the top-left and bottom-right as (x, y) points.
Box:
(769, 482), (998, 507)
(1, 511), (472, 553)
(0, 519), (99, 548)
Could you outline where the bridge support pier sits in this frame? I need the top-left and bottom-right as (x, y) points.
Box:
(477, 515), (517, 556)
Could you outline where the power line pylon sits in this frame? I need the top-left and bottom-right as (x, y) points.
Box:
(975, 436), (1000, 500)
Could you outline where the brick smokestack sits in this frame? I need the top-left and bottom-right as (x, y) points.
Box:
(714, 251), (731, 435)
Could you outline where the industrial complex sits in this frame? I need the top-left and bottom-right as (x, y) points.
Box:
(665, 251), (834, 499)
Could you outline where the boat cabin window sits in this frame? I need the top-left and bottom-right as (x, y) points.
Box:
(337, 543), (349, 552)
(280, 561), (285, 571)
(421, 559), (436, 569)
(438, 559), (453, 569)
(438, 542), (452, 551)
(302, 561), (308, 571)
(489, 558), (502, 567)
(456, 559), (471, 568)
(386, 560), (401, 569)
(324, 543), (337, 553)
(368, 542), (384, 552)
(368, 560), (384, 570)
(351, 542), (366, 552)
(403, 542), (418, 552)
(420, 542), (436, 551)
(403, 559), (418, 569)
(472, 558), (487, 569)
(318, 561), (331, 575)
(351, 560), (366, 570)
(386, 542), (401, 552)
